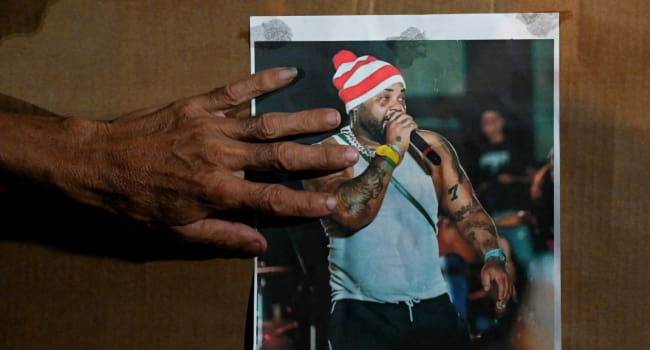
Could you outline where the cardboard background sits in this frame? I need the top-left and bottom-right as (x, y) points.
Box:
(0, 1), (648, 349)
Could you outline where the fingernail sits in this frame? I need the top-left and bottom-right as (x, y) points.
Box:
(280, 67), (298, 80)
(345, 147), (359, 163)
(326, 110), (340, 126)
(326, 196), (337, 211)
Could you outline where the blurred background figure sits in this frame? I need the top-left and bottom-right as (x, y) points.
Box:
(530, 149), (555, 253)
(468, 109), (536, 281)
(473, 109), (533, 215)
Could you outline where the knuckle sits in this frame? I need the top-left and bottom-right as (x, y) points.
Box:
(320, 145), (336, 165)
(258, 184), (287, 214)
(327, 145), (345, 167)
(218, 84), (240, 107)
(304, 194), (318, 212)
(256, 115), (280, 139)
(172, 98), (195, 113)
(293, 112), (313, 132)
(249, 75), (266, 95)
(172, 98), (200, 121)
(274, 142), (291, 169)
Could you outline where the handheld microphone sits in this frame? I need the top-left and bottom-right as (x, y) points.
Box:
(409, 131), (441, 166)
(381, 118), (441, 166)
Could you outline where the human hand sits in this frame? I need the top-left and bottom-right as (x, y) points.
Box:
(383, 111), (417, 157)
(71, 67), (359, 256)
(481, 258), (513, 315)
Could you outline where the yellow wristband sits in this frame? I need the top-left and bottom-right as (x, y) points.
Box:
(376, 144), (401, 166)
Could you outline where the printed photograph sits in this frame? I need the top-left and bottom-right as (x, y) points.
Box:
(250, 14), (559, 350)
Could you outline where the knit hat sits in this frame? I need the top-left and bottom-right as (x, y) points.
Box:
(331, 50), (405, 113)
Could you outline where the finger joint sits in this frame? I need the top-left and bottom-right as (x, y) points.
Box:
(257, 184), (287, 215)
(256, 115), (280, 139)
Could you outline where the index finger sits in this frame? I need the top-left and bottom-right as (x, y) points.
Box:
(194, 67), (298, 112)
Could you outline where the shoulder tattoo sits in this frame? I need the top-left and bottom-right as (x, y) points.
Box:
(439, 137), (467, 184)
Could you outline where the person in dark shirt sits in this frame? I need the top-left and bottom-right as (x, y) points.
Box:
(472, 110), (531, 215)
(465, 109), (537, 296)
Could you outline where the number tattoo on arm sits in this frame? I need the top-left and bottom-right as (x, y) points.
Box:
(437, 134), (499, 254)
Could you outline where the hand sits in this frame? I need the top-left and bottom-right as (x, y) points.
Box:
(481, 257), (513, 315)
(383, 111), (417, 157)
(68, 67), (359, 256)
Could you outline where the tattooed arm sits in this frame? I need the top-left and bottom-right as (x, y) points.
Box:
(420, 131), (513, 303)
(303, 138), (396, 237)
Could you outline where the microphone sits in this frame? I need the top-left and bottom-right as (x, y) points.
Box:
(381, 118), (441, 166)
(409, 131), (442, 166)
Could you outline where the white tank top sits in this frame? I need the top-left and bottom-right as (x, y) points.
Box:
(326, 134), (448, 303)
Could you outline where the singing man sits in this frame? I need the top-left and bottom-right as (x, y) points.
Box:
(303, 50), (512, 350)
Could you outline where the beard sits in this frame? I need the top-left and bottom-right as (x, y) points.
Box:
(356, 105), (385, 142)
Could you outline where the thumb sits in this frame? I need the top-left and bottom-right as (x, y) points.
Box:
(173, 218), (267, 256)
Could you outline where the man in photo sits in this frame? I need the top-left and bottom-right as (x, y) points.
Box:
(303, 50), (513, 350)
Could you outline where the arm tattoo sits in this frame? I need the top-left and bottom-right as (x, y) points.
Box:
(440, 137), (467, 184)
(450, 202), (482, 222)
(337, 163), (387, 215)
(467, 231), (477, 246)
(481, 237), (498, 251)
(464, 221), (498, 236)
(448, 184), (459, 201)
(462, 222), (498, 251)
(463, 221), (498, 251)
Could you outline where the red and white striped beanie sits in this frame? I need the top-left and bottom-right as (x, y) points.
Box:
(332, 50), (405, 113)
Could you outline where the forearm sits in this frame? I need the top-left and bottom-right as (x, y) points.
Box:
(454, 209), (500, 256)
(328, 157), (395, 234)
(0, 112), (105, 200)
